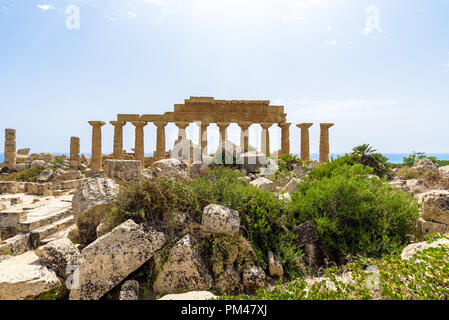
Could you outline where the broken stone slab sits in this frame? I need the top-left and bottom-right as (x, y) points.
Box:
(249, 177), (275, 192)
(34, 238), (84, 278)
(119, 280), (140, 300)
(37, 169), (54, 183)
(0, 251), (61, 300)
(282, 178), (302, 194)
(153, 234), (213, 296)
(104, 160), (141, 183)
(151, 158), (189, 179)
(202, 204), (240, 235)
(0, 182), (19, 194)
(72, 177), (120, 245)
(17, 148), (31, 156)
(69, 220), (165, 300)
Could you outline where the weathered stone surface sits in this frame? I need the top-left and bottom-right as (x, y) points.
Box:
(0, 251), (61, 300)
(34, 238), (84, 278)
(417, 218), (447, 236)
(81, 154), (89, 164)
(70, 220), (165, 300)
(72, 178), (120, 245)
(388, 180), (410, 192)
(14, 163), (29, 171)
(421, 190), (449, 225)
(30, 160), (49, 168)
(153, 234), (213, 295)
(439, 165), (449, 175)
(401, 238), (449, 260)
(158, 291), (217, 300)
(202, 204), (240, 235)
(249, 177), (275, 192)
(406, 179), (426, 195)
(267, 250), (283, 277)
(37, 169), (54, 183)
(104, 160), (141, 183)
(283, 178), (302, 194)
(411, 158), (439, 173)
(0, 181), (18, 194)
(17, 148), (30, 156)
(119, 280), (140, 300)
(151, 159), (189, 179)
(294, 221), (319, 246)
(242, 265), (265, 292)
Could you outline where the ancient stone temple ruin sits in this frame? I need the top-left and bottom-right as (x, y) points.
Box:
(82, 97), (334, 171)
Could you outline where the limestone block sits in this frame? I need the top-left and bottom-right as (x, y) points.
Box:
(242, 266), (265, 292)
(421, 190), (449, 225)
(202, 204), (240, 235)
(16, 148), (30, 156)
(69, 220), (165, 300)
(119, 280), (140, 300)
(72, 178), (120, 245)
(0, 251), (61, 300)
(0, 182), (18, 194)
(104, 160), (141, 183)
(151, 158), (189, 179)
(249, 177), (275, 192)
(153, 234), (213, 295)
(34, 238), (84, 278)
(267, 251), (283, 277)
(282, 178), (302, 194)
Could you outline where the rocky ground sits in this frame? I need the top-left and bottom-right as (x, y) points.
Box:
(1, 144), (448, 300)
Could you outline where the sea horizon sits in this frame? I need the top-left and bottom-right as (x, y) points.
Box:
(1, 152), (448, 165)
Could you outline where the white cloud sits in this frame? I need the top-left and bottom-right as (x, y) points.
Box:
(127, 11), (137, 18)
(154, 17), (164, 24)
(37, 4), (55, 11)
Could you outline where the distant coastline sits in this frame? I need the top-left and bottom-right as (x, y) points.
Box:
(1, 153), (448, 165)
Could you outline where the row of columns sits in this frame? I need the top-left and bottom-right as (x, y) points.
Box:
(87, 121), (333, 171)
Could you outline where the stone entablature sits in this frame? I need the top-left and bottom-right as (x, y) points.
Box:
(83, 97), (334, 170)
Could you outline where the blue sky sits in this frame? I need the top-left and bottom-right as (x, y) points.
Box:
(0, 0), (448, 156)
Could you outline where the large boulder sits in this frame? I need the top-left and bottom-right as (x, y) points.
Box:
(283, 178), (302, 194)
(439, 165), (449, 176)
(249, 177), (275, 192)
(69, 220), (165, 300)
(16, 148), (30, 156)
(30, 160), (49, 169)
(72, 178), (120, 245)
(202, 204), (240, 235)
(411, 158), (439, 173)
(104, 160), (141, 183)
(0, 251), (61, 300)
(34, 238), (84, 278)
(37, 169), (54, 183)
(151, 159), (189, 179)
(420, 190), (449, 225)
(401, 238), (449, 260)
(153, 234), (213, 295)
(405, 179), (426, 195)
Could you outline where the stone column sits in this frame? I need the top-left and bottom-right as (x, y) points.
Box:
(238, 122), (251, 152)
(88, 121), (106, 172)
(260, 123), (272, 156)
(175, 122), (189, 140)
(319, 123), (334, 163)
(154, 121), (167, 161)
(278, 123), (291, 156)
(110, 121), (126, 160)
(4, 129), (16, 169)
(132, 121), (147, 169)
(297, 123), (313, 161)
(69, 137), (81, 170)
(199, 122), (210, 156)
(216, 122), (230, 157)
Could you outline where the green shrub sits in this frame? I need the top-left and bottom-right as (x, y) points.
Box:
(307, 154), (355, 180)
(290, 164), (420, 259)
(221, 242), (449, 300)
(0, 167), (47, 182)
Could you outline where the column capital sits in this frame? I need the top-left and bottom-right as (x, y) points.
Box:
(131, 121), (148, 128)
(175, 122), (190, 129)
(260, 122), (273, 129)
(154, 121), (168, 128)
(320, 123), (334, 129)
(238, 121), (252, 129)
(198, 121), (210, 128)
(278, 122), (291, 128)
(297, 123), (313, 129)
(110, 121), (126, 127)
(88, 121), (106, 127)
(216, 122), (230, 129)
